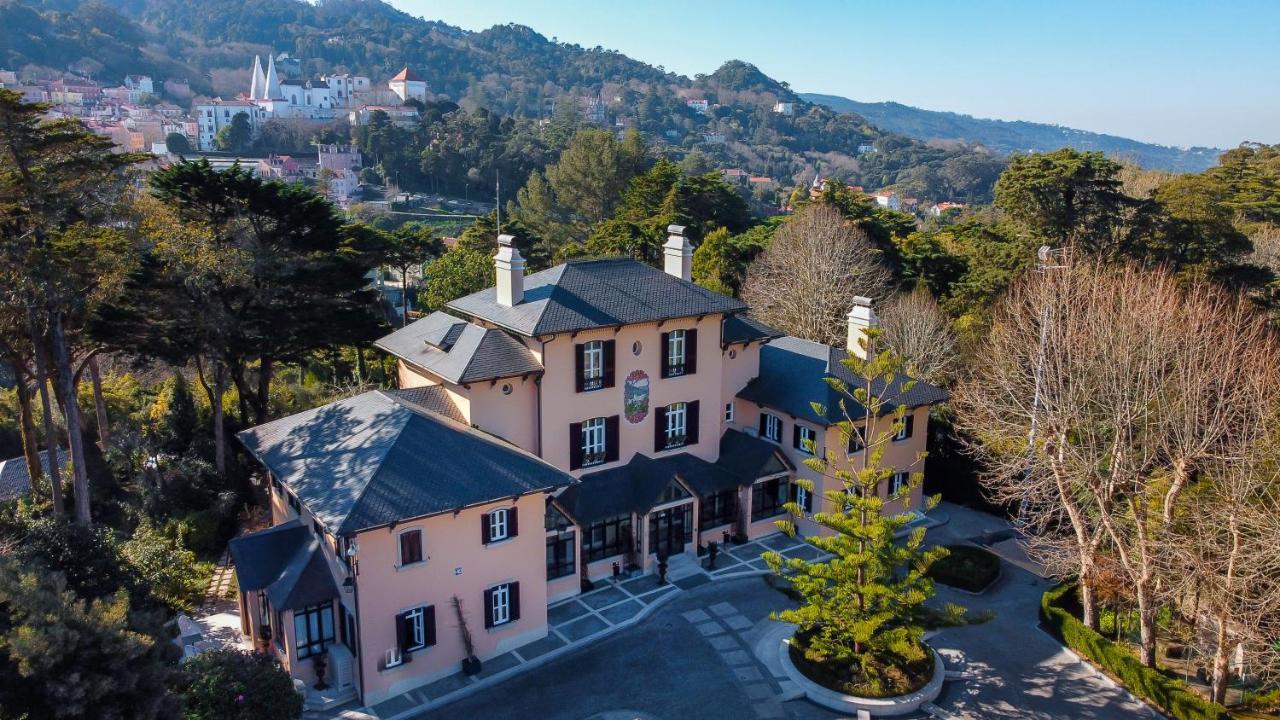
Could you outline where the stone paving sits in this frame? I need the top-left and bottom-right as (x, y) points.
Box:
(362, 533), (820, 720)
(680, 600), (801, 720)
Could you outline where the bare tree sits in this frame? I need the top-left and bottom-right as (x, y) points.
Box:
(955, 258), (1280, 661)
(742, 204), (893, 346)
(1167, 434), (1280, 703)
(878, 288), (960, 386)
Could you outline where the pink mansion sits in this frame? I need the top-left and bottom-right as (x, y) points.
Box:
(229, 227), (947, 707)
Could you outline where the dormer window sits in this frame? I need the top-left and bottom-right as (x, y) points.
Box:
(661, 329), (697, 378)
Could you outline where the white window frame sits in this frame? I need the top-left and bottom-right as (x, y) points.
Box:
(796, 485), (810, 514)
(582, 340), (604, 390)
(582, 417), (606, 465)
(894, 415), (912, 442)
(763, 414), (781, 443)
(724, 402), (734, 423)
(890, 472), (909, 497)
(489, 508), (510, 542)
(384, 646), (404, 669)
(665, 402), (688, 447)
(797, 425), (817, 455)
(403, 606), (427, 651)
(667, 329), (686, 375)
(491, 583), (511, 626)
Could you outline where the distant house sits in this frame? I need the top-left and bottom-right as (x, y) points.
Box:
(348, 105), (419, 127)
(0, 448), (65, 503)
(772, 102), (794, 116)
(872, 190), (901, 211)
(686, 98), (709, 115)
(194, 99), (264, 150)
(721, 168), (749, 186)
(388, 67), (428, 104)
(701, 132), (726, 145)
(257, 155), (302, 180)
(748, 176), (776, 187)
(929, 201), (967, 216)
(857, 143), (876, 155)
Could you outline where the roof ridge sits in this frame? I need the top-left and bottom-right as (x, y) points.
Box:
(338, 392), (416, 534)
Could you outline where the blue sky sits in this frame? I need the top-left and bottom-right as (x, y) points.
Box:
(391, 0), (1279, 149)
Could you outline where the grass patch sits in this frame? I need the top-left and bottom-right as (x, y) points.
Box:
(926, 544), (1000, 593)
(788, 630), (934, 698)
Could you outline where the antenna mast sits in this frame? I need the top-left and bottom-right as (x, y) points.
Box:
(496, 174), (501, 235)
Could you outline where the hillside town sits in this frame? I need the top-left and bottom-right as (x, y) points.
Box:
(1, 3), (1279, 720)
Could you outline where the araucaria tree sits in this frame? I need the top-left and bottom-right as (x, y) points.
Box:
(765, 334), (948, 696)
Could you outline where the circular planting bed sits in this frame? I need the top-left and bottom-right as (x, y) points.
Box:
(926, 544), (1001, 594)
(776, 634), (945, 717)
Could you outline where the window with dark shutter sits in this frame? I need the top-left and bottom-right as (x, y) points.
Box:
(481, 512), (492, 544)
(653, 405), (668, 452)
(895, 413), (915, 441)
(482, 588), (495, 628)
(685, 329), (697, 374)
(848, 425), (866, 453)
(602, 340), (616, 388)
(574, 343), (586, 392)
(659, 332), (671, 379)
(569, 422), (583, 470)
(605, 416), (620, 462)
(793, 425), (802, 450)
(686, 401), (700, 445)
(422, 605), (436, 647)
(398, 529), (423, 565)
(508, 507), (519, 538)
(509, 582), (521, 622)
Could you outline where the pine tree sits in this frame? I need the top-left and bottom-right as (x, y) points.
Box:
(765, 329), (949, 696)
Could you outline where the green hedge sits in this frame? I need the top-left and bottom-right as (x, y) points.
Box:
(927, 544), (1001, 592)
(1040, 584), (1231, 720)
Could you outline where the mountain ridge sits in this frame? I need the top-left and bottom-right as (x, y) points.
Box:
(801, 92), (1221, 173)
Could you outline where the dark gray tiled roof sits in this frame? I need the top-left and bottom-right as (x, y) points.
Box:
(386, 385), (465, 424)
(716, 429), (793, 479)
(556, 454), (679, 525)
(0, 448), (65, 503)
(722, 314), (784, 345)
(652, 452), (743, 496)
(237, 390), (573, 534)
(228, 520), (339, 611)
(737, 336), (949, 426)
(375, 311), (542, 384)
(447, 258), (746, 336)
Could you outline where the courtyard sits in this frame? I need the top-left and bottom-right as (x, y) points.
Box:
(395, 503), (1153, 720)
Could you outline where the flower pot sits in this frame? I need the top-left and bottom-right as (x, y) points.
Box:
(462, 655), (482, 676)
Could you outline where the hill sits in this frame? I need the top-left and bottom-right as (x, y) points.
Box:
(2, 0), (1005, 202)
(801, 93), (1222, 173)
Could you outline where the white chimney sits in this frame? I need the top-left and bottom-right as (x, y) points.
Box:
(662, 224), (693, 282)
(494, 234), (525, 307)
(847, 296), (878, 360)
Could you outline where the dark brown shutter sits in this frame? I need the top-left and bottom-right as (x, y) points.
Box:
(603, 340), (616, 388)
(481, 512), (492, 545)
(654, 405), (668, 452)
(574, 343), (585, 392)
(659, 332), (671, 378)
(903, 414), (915, 439)
(685, 329), (698, 374)
(758, 412), (768, 438)
(569, 422), (583, 470)
(396, 612), (411, 652)
(483, 588), (495, 628)
(509, 582), (521, 622)
(508, 507), (519, 538)
(686, 401), (700, 445)
(793, 424), (802, 450)
(423, 605), (436, 647)
(605, 416), (620, 462)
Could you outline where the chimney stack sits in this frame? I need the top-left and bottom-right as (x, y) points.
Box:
(663, 225), (693, 282)
(847, 296), (878, 360)
(494, 234), (525, 307)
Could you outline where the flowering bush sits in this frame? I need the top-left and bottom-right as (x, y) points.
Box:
(176, 649), (301, 720)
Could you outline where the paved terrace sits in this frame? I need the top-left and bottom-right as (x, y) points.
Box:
(358, 533), (821, 720)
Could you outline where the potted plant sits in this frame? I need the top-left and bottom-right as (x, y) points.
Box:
(453, 595), (482, 675)
(313, 651), (329, 690)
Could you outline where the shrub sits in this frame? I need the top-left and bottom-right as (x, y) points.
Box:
(176, 649), (301, 720)
(926, 544), (1000, 592)
(1041, 584), (1230, 720)
(122, 523), (206, 611)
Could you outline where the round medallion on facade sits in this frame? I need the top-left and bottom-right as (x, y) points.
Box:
(632, 340), (642, 356)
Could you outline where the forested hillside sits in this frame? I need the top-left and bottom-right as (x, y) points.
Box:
(802, 92), (1222, 173)
(1, 0), (1005, 202)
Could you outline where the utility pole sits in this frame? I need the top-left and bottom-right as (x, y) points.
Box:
(1019, 244), (1069, 526)
(495, 173), (501, 236)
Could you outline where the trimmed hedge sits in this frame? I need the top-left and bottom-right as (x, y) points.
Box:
(926, 544), (1001, 592)
(1040, 584), (1230, 720)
